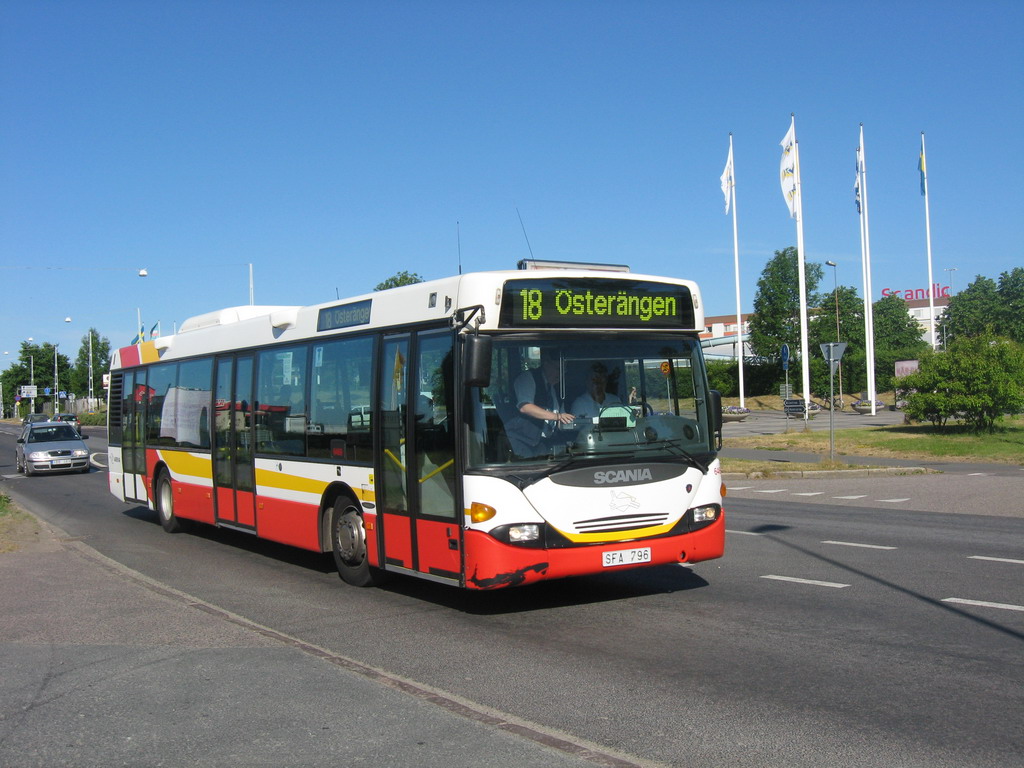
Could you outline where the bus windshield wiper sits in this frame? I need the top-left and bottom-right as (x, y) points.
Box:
(634, 438), (708, 475)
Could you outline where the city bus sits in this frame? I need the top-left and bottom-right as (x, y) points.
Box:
(107, 267), (726, 589)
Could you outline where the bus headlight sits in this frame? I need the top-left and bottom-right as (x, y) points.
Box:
(691, 505), (719, 523)
(508, 524), (541, 542)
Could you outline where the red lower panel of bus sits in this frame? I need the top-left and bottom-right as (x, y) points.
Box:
(381, 513), (412, 568)
(415, 518), (462, 579)
(256, 495), (319, 551)
(177, 483), (215, 525)
(462, 514), (726, 590)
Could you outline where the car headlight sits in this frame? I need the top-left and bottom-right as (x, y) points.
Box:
(72, 450), (89, 457)
(28, 451), (49, 460)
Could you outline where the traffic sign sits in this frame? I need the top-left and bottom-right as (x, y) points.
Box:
(19, 385), (37, 398)
(783, 398), (806, 415)
(780, 343), (790, 371)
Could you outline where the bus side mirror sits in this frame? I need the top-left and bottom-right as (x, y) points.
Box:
(708, 389), (723, 448)
(463, 334), (492, 388)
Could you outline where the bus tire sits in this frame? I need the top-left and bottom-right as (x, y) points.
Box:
(156, 471), (186, 533)
(331, 495), (384, 587)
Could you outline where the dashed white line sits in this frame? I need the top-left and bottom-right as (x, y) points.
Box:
(726, 529), (765, 536)
(878, 498), (910, 503)
(942, 598), (1024, 613)
(967, 472), (989, 476)
(832, 495), (868, 500)
(761, 575), (850, 589)
(753, 489), (788, 494)
(968, 556), (1024, 565)
(822, 540), (897, 550)
(792, 492), (825, 496)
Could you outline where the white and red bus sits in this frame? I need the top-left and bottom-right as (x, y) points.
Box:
(107, 267), (726, 589)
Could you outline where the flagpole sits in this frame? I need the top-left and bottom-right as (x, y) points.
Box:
(920, 132), (937, 350)
(794, 134), (811, 421)
(859, 124), (877, 415)
(727, 133), (745, 408)
(779, 114), (810, 420)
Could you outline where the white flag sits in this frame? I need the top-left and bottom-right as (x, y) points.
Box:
(779, 117), (798, 218)
(720, 144), (734, 214)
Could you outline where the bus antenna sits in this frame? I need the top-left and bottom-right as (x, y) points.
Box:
(457, 220), (462, 275)
(516, 207), (535, 259)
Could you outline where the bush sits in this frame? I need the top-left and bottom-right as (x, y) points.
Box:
(901, 333), (1024, 432)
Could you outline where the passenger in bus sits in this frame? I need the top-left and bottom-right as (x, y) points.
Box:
(571, 362), (621, 419)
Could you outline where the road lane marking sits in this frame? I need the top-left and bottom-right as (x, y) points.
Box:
(792, 492), (824, 496)
(832, 495), (867, 499)
(729, 486), (752, 490)
(967, 472), (988, 476)
(761, 575), (850, 588)
(942, 598), (1024, 613)
(727, 529), (765, 536)
(878, 498), (910, 503)
(969, 556), (1024, 565)
(753, 489), (788, 494)
(822, 540), (897, 550)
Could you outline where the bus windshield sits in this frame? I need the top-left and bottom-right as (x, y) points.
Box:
(466, 335), (713, 469)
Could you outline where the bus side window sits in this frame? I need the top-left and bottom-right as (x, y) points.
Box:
(308, 336), (373, 462)
(256, 345), (308, 457)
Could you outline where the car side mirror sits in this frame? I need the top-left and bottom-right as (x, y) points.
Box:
(80, 434), (89, 440)
(16, 437), (24, 444)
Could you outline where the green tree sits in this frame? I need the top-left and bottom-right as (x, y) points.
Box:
(940, 274), (1001, 342)
(808, 284), (863, 397)
(749, 248), (824, 362)
(374, 271), (424, 291)
(901, 332), (1024, 432)
(995, 267), (1024, 343)
(0, 341), (71, 417)
(68, 329), (111, 408)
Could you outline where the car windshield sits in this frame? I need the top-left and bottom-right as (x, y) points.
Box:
(29, 425), (81, 442)
(465, 335), (713, 469)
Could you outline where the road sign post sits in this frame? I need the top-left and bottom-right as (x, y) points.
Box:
(820, 342), (848, 462)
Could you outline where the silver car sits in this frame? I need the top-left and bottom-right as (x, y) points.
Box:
(16, 421), (91, 475)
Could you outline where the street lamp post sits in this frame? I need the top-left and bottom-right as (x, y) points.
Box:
(825, 261), (843, 408)
(944, 266), (957, 296)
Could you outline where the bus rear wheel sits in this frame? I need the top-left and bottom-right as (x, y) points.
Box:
(331, 496), (384, 587)
(156, 472), (186, 533)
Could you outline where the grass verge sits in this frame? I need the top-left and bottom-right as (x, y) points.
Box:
(0, 493), (42, 554)
(724, 415), (1024, 465)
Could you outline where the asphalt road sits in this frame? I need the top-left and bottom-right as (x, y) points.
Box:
(1, 424), (1022, 767)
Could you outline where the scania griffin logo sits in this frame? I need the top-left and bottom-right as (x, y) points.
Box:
(593, 468), (653, 485)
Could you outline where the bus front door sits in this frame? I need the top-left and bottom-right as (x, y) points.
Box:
(377, 331), (460, 583)
(213, 355), (256, 529)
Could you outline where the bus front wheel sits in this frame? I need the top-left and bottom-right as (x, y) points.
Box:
(331, 496), (384, 587)
(156, 472), (186, 533)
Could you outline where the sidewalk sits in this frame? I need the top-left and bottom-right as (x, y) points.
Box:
(0, 514), (623, 768)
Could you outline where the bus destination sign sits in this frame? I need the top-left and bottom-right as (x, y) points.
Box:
(317, 299), (372, 332)
(499, 278), (694, 330)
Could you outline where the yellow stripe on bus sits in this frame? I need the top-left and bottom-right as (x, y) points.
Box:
(158, 451), (212, 480)
(549, 521), (678, 544)
(255, 468), (329, 496)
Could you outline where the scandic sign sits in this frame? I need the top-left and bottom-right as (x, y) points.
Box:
(880, 283), (951, 300)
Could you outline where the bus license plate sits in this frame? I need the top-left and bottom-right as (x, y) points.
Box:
(602, 547), (652, 567)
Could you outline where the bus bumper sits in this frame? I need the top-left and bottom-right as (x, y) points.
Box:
(462, 513), (725, 590)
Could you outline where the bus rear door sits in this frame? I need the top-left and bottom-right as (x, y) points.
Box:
(213, 355), (256, 529)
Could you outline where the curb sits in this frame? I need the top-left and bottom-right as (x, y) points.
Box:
(722, 466), (937, 480)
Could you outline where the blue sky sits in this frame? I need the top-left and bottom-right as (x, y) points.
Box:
(2, 0), (1022, 374)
